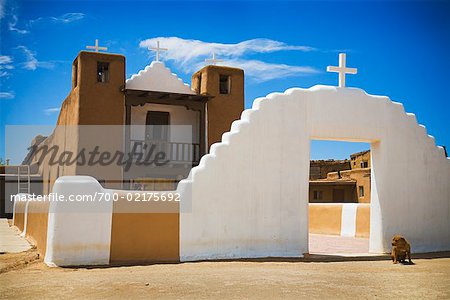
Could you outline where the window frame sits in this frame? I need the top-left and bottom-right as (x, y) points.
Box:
(219, 74), (231, 95)
(97, 61), (110, 83)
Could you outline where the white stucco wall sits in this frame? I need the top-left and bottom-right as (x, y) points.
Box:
(130, 103), (199, 143)
(126, 61), (195, 95)
(44, 176), (113, 266)
(340, 203), (358, 237)
(34, 85), (449, 266)
(179, 85), (450, 261)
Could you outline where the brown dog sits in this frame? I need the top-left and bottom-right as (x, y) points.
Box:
(391, 235), (412, 264)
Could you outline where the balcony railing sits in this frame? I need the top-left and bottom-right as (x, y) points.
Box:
(130, 140), (201, 164)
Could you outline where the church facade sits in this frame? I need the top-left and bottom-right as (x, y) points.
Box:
(27, 51), (244, 194)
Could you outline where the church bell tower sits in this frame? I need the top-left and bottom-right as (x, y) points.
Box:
(191, 65), (244, 149)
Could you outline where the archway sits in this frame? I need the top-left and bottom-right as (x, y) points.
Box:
(178, 86), (450, 262)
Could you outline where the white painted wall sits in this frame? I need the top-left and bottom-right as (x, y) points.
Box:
(126, 61), (195, 95)
(130, 103), (198, 143)
(340, 203), (358, 237)
(179, 85), (450, 261)
(44, 176), (113, 266)
(32, 85), (449, 266)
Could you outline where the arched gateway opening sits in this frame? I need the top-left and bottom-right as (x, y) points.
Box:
(178, 86), (449, 262)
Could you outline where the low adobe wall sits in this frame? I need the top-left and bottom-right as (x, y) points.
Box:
(12, 198), (28, 233)
(42, 177), (181, 266)
(109, 192), (179, 264)
(309, 203), (370, 238)
(12, 196), (50, 256)
(355, 204), (370, 238)
(309, 204), (343, 236)
(25, 199), (50, 256)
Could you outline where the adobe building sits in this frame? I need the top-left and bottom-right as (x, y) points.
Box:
(309, 159), (350, 180)
(8, 48), (450, 266)
(309, 150), (371, 203)
(24, 51), (245, 194)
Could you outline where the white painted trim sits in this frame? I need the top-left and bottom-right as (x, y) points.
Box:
(340, 203), (358, 237)
(126, 61), (195, 94)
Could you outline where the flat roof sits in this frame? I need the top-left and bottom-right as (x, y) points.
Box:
(123, 89), (212, 106)
(309, 180), (356, 186)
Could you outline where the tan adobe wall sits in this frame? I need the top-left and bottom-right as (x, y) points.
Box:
(350, 150), (371, 169)
(309, 203), (370, 238)
(24, 200), (49, 256)
(356, 204), (370, 238)
(192, 65), (244, 148)
(109, 196), (179, 264)
(76, 51), (125, 125)
(309, 204), (342, 235)
(13, 200), (27, 232)
(31, 52), (126, 193)
(32, 86), (80, 194)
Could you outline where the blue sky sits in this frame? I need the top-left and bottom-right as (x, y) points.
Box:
(1, 0), (449, 162)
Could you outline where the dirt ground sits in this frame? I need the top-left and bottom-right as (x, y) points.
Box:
(0, 252), (449, 299)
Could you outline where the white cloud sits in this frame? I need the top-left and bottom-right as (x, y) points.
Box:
(218, 59), (319, 82)
(0, 92), (15, 99)
(44, 107), (60, 115)
(52, 12), (85, 23)
(0, 55), (12, 64)
(8, 12), (85, 34)
(8, 15), (29, 34)
(30, 12), (85, 25)
(17, 46), (55, 70)
(0, 55), (14, 77)
(139, 37), (319, 82)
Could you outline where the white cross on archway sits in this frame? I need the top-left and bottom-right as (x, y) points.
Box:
(150, 41), (168, 62)
(205, 52), (223, 65)
(327, 53), (357, 88)
(86, 39), (108, 52)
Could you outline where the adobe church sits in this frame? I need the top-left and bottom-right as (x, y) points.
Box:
(26, 46), (244, 194)
(10, 43), (450, 266)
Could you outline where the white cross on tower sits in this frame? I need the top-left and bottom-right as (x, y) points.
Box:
(86, 39), (108, 52)
(205, 52), (223, 65)
(150, 41), (168, 62)
(327, 53), (357, 88)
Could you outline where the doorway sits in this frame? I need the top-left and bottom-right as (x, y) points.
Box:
(308, 140), (372, 256)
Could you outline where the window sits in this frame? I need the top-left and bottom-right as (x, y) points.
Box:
(219, 75), (230, 94)
(359, 186), (365, 197)
(360, 161), (368, 168)
(313, 190), (323, 200)
(146, 111), (170, 140)
(97, 62), (110, 83)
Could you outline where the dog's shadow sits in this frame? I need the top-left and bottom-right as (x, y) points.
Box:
(399, 261), (415, 265)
